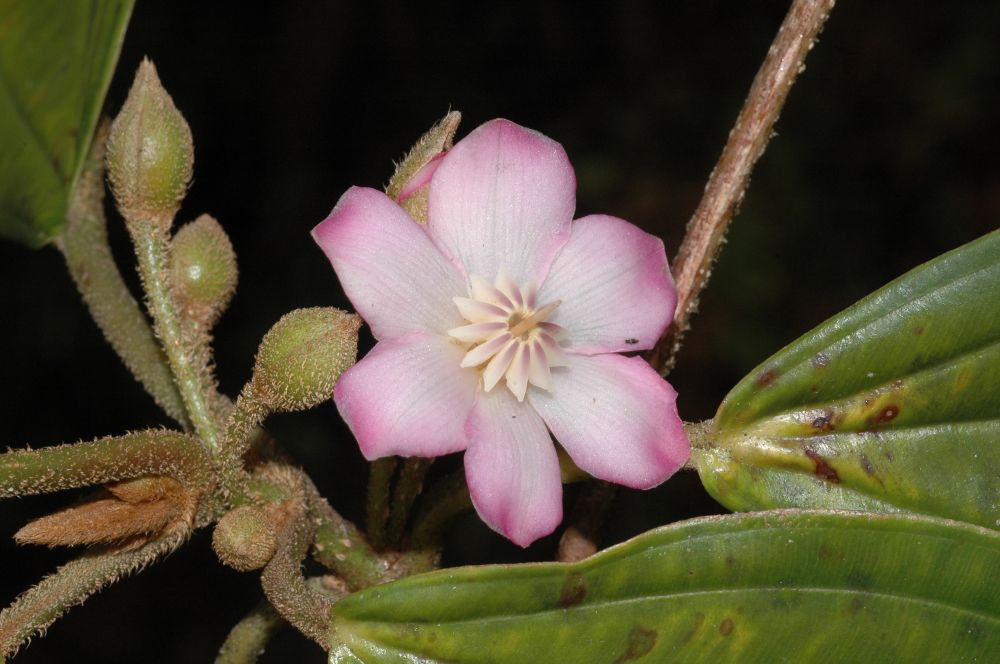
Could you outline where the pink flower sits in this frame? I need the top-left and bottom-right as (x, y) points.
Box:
(312, 119), (689, 547)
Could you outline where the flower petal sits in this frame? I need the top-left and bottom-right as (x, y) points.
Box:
(334, 332), (477, 459)
(537, 214), (676, 355)
(312, 187), (466, 340)
(528, 353), (689, 489)
(464, 388), (563, 547)
(428, 119), (575, 286)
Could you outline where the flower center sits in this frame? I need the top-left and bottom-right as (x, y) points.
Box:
(448, 268), (568, 401)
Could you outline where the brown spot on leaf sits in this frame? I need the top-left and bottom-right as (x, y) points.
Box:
(804, 448), (840, 483)
(813, 353), (829, 370)
(811, 411), (835, 432)
(558, 573), (587, 608)
(614, 626), (658, 663)
(914, 325), (924, 335)
(873, 405), (899, 424)
(755, 369), (777, 388)
(680, 612), (706, 646)
(719, 618), (734, 636)
(859, 454), (879, 480)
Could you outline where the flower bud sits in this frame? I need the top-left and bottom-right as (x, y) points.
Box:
(212, 506), (278, 571)
(170, 214), (238, 326)
(106, 58), (193, 228)
(386, 111), (461, 223)
(252, 307), (361, 412)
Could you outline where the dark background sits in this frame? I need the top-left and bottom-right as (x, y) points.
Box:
(1, 1), (998, 661)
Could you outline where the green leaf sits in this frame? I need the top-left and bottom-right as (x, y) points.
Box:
(0, 0), (133, 247)
(329, 511), (1000, 663)
(691, 229), (1000, 528)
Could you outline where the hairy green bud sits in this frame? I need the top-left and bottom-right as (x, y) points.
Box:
(212, 506), (278, 572)
(170, 214), (238, 326)
(106, 58), (193, 228)
(252, 308), (360, 412)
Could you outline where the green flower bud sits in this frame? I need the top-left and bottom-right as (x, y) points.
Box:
(252, 308), (361, 412)
(106, 58), (194, 228)
(212, 506), (278, 572)
(170, 214), (238, 326)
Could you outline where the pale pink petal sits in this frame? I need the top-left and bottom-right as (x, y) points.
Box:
(334, 332), (477, 459)
(528, 353), (689, 488)
(464, 388), (563, 547)
(427, 119), (576, 285)
(312, 187), (466, 340)
(537, 214), (676, 355)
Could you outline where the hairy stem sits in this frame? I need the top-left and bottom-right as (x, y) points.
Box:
(128, 221), (223, 452)
(306, 482), (389, 591)
(0, 533), (184, 660)
(216, 385), (270, 498)
(647, 0), (838, 374)
(365, 457), (397, 551)
(0, 430), (212, 498)
(561, 0), (838, 563)
(215, 600), (285, 664)
(385, 458), (432, 547)
(260, 475), (333, 650)
(56, 122), (188, 425)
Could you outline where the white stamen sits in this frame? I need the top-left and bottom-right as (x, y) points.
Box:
(448, 322), (507, 343)
(461, 332), (512, 368)
(453, 297), (507, 323)
(452, 269), (570, 400)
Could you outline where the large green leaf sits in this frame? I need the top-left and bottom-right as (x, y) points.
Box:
(0, 0), (133, 247)
(691, 229), (1000, 528)
(330, 511), (1000, 663)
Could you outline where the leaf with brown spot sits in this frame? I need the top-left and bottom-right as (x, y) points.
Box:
(693, 230), (1000, 529)
(328, 511), (1000, 663)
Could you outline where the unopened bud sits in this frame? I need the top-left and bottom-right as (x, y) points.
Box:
(107, 58), (193, 227)
(170, 214), (238, 325)
(252, 307), (360, 412)
(213, 506), (278, 571)
(386, 111), (461, 223)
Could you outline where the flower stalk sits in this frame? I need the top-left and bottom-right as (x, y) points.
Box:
(57, 121), (189, 425)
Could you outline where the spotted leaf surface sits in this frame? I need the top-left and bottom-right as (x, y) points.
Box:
(330, 511), (1000, 663)
(693, 229), (1000, 528)
(0, 0), (133, 247)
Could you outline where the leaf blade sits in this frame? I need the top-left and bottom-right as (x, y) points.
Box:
(693, 230), (1000, 528)
(330, 511), (1000, 663)
(0, 0), (134, 247)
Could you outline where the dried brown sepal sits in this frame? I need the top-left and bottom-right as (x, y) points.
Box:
(15, 476), (198, 551)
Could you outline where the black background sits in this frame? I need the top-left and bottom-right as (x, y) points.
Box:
(1, 1), (998, 661)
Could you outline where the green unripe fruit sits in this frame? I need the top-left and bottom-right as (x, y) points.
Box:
(106, 58), (193, 227)
(252, 308), (361, 412)
(170, 214), (238, 325)
(212, 506), (278, 572)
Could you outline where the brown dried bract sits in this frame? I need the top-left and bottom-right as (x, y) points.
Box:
(15, 476), (198, 551)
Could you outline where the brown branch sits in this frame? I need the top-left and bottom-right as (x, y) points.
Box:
(558, 0), (837, 564)
(646, 0), (837, 375)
